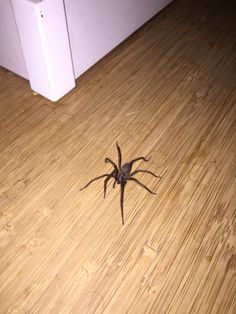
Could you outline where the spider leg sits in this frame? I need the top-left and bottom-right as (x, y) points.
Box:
(80, 174), (111, 191)
(129, 169), (161, 178)
(116, 142), (122, 170)
(128, 156), (151, 166)
(105, 158), (118, 172)
(103, 170), (117, 198)
(120, 181), (126, 225)
(127, 177), (157, 195)
(124, 156), (152, 173)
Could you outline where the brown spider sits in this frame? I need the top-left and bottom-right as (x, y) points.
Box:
(80, 142), (161, 225)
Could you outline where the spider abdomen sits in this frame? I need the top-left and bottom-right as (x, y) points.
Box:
(121, 163), (133, 174)
(117, 163), (132, 183)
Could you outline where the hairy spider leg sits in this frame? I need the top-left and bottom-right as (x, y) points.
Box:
(116, 142), (122, 170)
(79, 174), (112, 191)
(129, 169), (161, 178)
(120, 156), (152, 175)
(105, 158), (118, 171)
(104, 170), (117, 198)
(120, 181), (126, 225)
(105, 157), (118, 191)
(127, 177), (157, 195)
(127, 156), (151, 169)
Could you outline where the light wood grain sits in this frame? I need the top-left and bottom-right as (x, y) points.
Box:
(0, 0), (236, 313)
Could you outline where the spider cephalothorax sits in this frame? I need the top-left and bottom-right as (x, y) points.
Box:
(80, 142), (161, 225)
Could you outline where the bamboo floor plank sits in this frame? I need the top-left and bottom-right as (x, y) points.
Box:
(0, 0), (235, 313)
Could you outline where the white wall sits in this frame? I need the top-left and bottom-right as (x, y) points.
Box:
(64, 0), (173, 78)
(0, 0), (172, 101)
(0, 0), (28, 78)
(12, 0), (75, 101)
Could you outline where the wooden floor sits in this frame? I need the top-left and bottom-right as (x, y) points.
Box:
(0, 0), (236, 313)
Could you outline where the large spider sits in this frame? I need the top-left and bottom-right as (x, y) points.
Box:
(80, 142), (161, 225)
